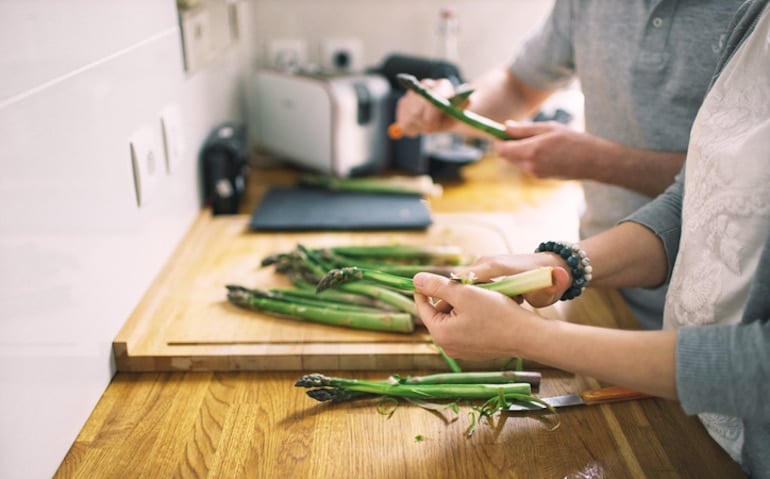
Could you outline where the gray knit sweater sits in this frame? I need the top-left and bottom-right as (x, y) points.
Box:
(626, 2), (770, 476)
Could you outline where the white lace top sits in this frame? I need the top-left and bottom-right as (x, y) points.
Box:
(663, 6), (770, 462)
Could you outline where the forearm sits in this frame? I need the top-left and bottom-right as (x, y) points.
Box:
(578, 222), (668, 289)
(582, 137), (686, 197)
(517, 316), (678, 399)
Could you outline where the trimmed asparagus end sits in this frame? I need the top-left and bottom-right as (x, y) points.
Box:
(482, 267), (554, 297)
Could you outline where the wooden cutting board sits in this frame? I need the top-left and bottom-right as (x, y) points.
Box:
(114, 210), (579, 372)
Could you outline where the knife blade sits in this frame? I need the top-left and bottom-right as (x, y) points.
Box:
(506, 385), (653, 413)
(447, 84), (474, 107)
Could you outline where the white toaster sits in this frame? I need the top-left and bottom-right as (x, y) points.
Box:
(250, 70), (391, 177)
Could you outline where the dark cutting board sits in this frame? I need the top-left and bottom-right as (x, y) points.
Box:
(248, 186), (433, 231)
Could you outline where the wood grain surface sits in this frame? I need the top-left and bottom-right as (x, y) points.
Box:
(55, 157), (746, 478)
(56, 368), (744, 478)
(113, 210), (579, 372)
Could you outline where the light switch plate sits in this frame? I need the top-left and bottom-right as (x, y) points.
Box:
(129, 125), (163, 207)
(159, 104), (184, 174)
(180, 6), (212, 73)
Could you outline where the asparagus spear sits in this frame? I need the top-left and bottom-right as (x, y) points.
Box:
(316, 266), (554, 298)
(275, 285), (400, 311)
(398, 371), (541, 386)
(297, 174), (442, 197)
(292, 371), (541, 403)
(296, 373), (532, 403)
(316, 250), (455, 277)
(396, 73), (512, 140)
(226, 285), (414, 333)
(294, 244), (418, 315)
(230, 286), (389, 313)
(324, 244), (466, 266)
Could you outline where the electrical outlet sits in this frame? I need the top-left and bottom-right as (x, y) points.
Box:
(321, 37), (363, 73)
(267, 37), (307, 72)
(159, 104), (184, 174)
(129, 125), (163, 207)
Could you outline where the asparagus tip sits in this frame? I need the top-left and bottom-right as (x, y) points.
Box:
(315, 267), (363, 293)
(226, 285), (252, 305)
(295, 373), (327, 388)
(306, 389), (339, 402)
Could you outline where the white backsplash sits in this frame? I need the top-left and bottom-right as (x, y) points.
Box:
(0, 1), (253, 477)
(249, 0), (554, 78)
(0, 1), (552, 477)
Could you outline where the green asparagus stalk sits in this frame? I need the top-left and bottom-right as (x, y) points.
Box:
(316, 266), (554, 298)
(275, 285), (400, 311)
(292, 371), (541, 403)
(295, 373), (532, 403)
(398, 371), (541, 387)
(396, 73), (512, 140)
(294, 244), (418, 315)
(324, 244), (466, 266)
(231, 286), (389, 313)
(316, 250), (455, 277)
(226, 285), (414, 333)
(297, 174), (442, 197)
(316, 267), (416, 293)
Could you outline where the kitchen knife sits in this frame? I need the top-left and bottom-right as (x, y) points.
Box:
(506, 385), (654, 412)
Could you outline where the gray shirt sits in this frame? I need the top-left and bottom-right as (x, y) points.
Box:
(628, 1), (770, 476)
(511, 0), (741, 329)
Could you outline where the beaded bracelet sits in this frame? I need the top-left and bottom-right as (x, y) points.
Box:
(535, 241), (592, 301)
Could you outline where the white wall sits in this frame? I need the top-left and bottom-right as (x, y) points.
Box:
(250, 0), (554, 79)
(0, 1), (253, 477)
(0, 1), (552, 477)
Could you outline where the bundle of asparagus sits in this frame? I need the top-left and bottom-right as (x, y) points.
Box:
(295, 370), (555, 435)
(227, 242), (555, 334)
(226, 243), (468, 333)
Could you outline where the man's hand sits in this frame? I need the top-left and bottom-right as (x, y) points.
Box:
(394, 78), (459, 137)
(494, 120), (686, 196)
(493, 120), (598, 180)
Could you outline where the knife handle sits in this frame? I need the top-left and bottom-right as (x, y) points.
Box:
(580, 386), (654, 405)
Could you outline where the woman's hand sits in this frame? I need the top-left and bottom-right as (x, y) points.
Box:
(454, 253), (572, 308)
(413, 272), (540, 360)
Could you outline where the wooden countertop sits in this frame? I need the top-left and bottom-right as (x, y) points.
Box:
(55, 157), (745, 478)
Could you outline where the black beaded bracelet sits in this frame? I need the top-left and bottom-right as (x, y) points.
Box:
(535, 241), (592, 300)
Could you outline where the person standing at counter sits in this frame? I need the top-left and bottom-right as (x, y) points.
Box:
(394, 1), (741, 330)
(411, 1), (770, 476)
